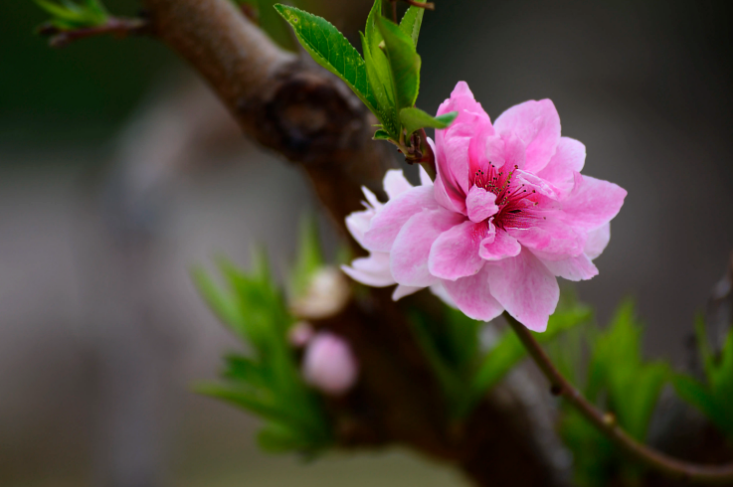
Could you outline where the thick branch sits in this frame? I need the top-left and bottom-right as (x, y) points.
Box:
(141, 0), (565, 485)
(506, 314), (733, 485)
(143, 0), (394, 226)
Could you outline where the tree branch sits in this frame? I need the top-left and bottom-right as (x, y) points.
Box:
(140, 0), (567, 485)
(506, 313), (733, 485)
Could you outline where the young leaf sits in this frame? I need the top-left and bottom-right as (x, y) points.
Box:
(361, 32), (399, 137)
(399, 0), (426, 47)
(373, 129), (392, 140)
(376, 15), (421, 110)
(399, 107), (457, 137)
(291, 214), (324, 298)
(274, 5), (377, 114)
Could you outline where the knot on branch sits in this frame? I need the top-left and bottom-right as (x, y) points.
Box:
(240, 61), (370, 166)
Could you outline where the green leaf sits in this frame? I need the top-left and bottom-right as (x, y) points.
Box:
(399, 107), (456, 137)
(191, 267), (241, 330)
(376, 15), (421, 111)
(361, 33), (399, 137)
(274, 5), (377, 114)
(373, 128), (391, 140)
(291, 214), (324, 298)
(399, 0), (426, 47)
(672, 374), (720, 429)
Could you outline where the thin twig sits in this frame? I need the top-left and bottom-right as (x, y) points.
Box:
(506, 313), (733, 484)
(39, 17), (148, 48)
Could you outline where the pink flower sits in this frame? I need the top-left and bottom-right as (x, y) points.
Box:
(344, 82), (626, 331)
(303, 332), (359, 395)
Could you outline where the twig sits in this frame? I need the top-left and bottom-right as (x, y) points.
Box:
(506, 312), (733, 484)
(39, 17), (148, 48)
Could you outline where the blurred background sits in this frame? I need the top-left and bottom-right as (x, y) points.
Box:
(1, 0), (732, 485)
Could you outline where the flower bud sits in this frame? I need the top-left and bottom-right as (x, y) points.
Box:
(302, 332), (358, 395)
(290, 267), (350, 320)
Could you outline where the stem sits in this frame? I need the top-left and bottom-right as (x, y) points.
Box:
(40, 17), (147, 48)
(506, 313), (733, 484)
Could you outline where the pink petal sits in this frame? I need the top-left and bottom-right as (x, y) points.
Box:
(433, 137), (468, 214)
(341, 253), (394, 287)
(383, 169), (414, 199)
(345, 208), (374, 248)
(479, 225), (522, 261)
(509, 216), (585, 261)
(443, 266), (504, 322)
(497, 131), (527, 171)
(363, 185), (439, 252)
(466, 186), (499, 223)
(540, 253), (598, 281)
(303, 332), (358, 395)
(584, 222), (610, 260)
(494, 99), (561, 174)
(390, 209), (462, 286)
(561, 173), (627, 230)
(428, 219), (486, 280)
(536, 137), (585, 196)
(436, 81), (493, 132)
(392, 284), (421, 300)
(419, 163), (433, 186)
(437, 134), (471, 195)
(487, 250), (560, 332)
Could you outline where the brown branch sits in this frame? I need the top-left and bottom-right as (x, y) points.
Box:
(506, 313), (733, 485)
(140, 0), (566, 485)
(38, 17), (147, 48)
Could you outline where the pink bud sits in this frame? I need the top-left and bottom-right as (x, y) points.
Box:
(288, 321), (314, 348)
(302, 332), (358, 396)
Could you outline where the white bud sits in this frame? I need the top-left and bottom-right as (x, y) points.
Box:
(290, 267), (350, 320)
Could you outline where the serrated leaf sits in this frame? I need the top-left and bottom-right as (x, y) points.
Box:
(361, 33), (399, 137)
(274, 5), (377, 114)
(399, 0), (426, 47)
(399, 107), (456, 137)
(376, 15), (421, 111)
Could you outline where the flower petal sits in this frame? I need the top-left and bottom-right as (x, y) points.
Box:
(345, 208), (374, 247)
(443, 266), (504, 322)
(561, 173), (627, 230)
(487, 250), (560, 332)
(341, 253), (394, 287)
(494, 99), (561, 173)
(391, 209), (462, 286)
(584, 222), (610, 260)
(540, 253), (598, 281)
(466, 186), (499, 223)
(536, 137), (585, 196)
(428, 220), (486, 280)
(392, 284), (422, 300)
(479, 226), (522, 261)
(383, 169), (414, 199)
(363, 185), (439, 252)
(509, 216), (586, 261)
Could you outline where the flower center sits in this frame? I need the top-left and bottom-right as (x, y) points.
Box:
(472, 163), (541, 229)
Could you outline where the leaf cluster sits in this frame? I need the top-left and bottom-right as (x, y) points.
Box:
(275, 0), (457, 149)
(549, 300), (670, 486)
(409, 291), (591, 419)
(192, 251), (332, 454)
(673, 318), (733, 441)
(34, 0), (109, 30)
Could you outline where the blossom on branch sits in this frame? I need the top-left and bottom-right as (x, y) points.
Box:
(303, 332), (359, 395)
(344, 82), (626, 331)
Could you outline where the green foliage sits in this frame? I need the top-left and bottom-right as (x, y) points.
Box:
(399, 108), (458, 143)
(192, 251), (332, 454)
(274, 5), (378, 115)
(672, 317), (733, 440)
(409, 291), (591, 419)
(276, 0), (454, 148)
(34, 0), (109, 30)
(552, 300), (671, 486)
(234, 0), (297, 51)
(290, 214), (325, 298)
